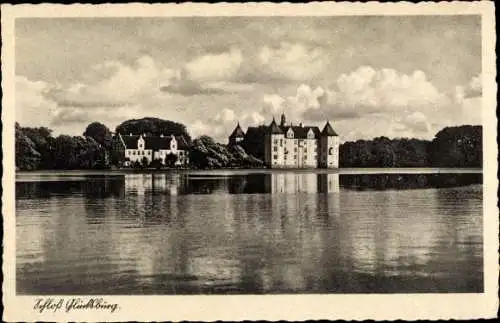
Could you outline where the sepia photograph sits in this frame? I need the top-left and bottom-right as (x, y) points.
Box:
(2, 2), (498, 322)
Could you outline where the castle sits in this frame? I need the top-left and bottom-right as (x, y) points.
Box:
(229, 113), (340, 168)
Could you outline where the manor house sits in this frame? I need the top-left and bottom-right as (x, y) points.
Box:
(113, 133), (189, 166)
(229, 113), (340, 168)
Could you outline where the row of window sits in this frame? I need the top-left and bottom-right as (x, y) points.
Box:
(273, 139), (316, 145)
(274, 146), (318, 153)
(127, 150), (184, 156)
(138, 143), (177, 149)
(128, 150), (150, 156)
(273, 154), (317, 160)
(282, 132), (315, 139)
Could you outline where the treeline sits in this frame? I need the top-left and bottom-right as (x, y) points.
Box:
(15, 118), (192, 171)
(15, 122), (115, 170)
(15, 117), (482, 171)
(15, 117), (262, 171)
(339, 125), (482, 168)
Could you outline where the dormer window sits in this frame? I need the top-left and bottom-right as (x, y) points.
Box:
(287, 128), (294, 138)
(307, 129), (314, 139)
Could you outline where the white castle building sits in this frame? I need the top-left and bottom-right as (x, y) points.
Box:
(114, 133), (189, 166)
(229, 113), (340, 168)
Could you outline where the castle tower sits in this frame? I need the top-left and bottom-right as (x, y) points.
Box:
(228, 122), (245, 146)
(319, 121), (339, 168)
(265, 117), (285, 167)
(280, 112), (287, 128)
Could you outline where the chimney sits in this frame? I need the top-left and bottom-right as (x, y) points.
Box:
(299, 123), (303, 128)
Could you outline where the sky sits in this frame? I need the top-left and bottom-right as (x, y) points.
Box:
(15, 16), (482, 142)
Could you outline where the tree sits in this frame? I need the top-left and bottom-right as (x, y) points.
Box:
(150, 158), (163, 169)
(115, 117), (192, 143)
(241, 125), (267, 160)
(141, 156), (149, 168)
(15, 125), (42, 170)
(165, 153), (178, 167)
(429, 125), (482, 167)
(83, 122), (113, 148)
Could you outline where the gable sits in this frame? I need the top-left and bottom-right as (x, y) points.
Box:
(120, 135), (189, 150)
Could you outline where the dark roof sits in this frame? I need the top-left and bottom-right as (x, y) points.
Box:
(284, 126), (321, 139)
(120, 134), (189, 150)
(144, 136), (172, 150)
(175, 135), (189, 149)
(269, 119), (284, 134)
(321, 122), (338, 136)
(121, 135), (140, 149)
(229, 123), (245, 138)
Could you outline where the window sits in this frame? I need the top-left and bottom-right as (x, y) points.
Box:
(294, 155), (297, 160)
(273, 146), (278, 152)
(273, 154), (278, 160)
(329, 147), (334, 155)
(294, 147), (297, 152)
(133, 151), (136, 155)
(274, 139), (278, 145)
(280, 139), (283, 146)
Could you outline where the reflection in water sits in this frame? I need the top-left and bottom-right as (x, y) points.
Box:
(16, 172), (483, 294)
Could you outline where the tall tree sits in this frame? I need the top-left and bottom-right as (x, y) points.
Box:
(15, 124), (42, 170)
(83, 122), (113, 148)
(115, 117), (192, 143)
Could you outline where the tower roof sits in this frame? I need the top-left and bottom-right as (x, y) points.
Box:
(321, 121), (338, 136)
(229, 122), (245, 138)
(269, 118), (284, 134)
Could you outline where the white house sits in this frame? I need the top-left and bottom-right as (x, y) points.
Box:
(114, 133), (189, 166)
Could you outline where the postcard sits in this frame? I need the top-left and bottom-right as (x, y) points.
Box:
(2, 2), (498, 321)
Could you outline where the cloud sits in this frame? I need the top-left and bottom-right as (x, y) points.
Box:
(159, 69), (254, 96)
(238, 42), (326, 84)
(15, 75), (142, 134)
(388, 112), (432, 139)
(262, 84), (325, 123)
(16, 50), (482, 142)
(262, 66), (482, 140)
(403, 111), (431, 133)
(279, 67), (450, 123)
(50, 106), (140, 127)
(465, 73), (482, 98)
(184, 47), (243, 82)
(16, 76), (57, 127)
(44, 55), (174, 108)
(160, 82), (228, 96)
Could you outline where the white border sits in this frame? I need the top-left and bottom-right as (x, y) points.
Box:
(2, 2), (498, 321)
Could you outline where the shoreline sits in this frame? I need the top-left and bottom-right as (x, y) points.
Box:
(15, 167), (483, 178)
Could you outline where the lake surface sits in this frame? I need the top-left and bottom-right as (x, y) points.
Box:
(16, 170), (483, 294)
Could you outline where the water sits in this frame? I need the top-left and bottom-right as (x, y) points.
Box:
(16, 171), (483, 294)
